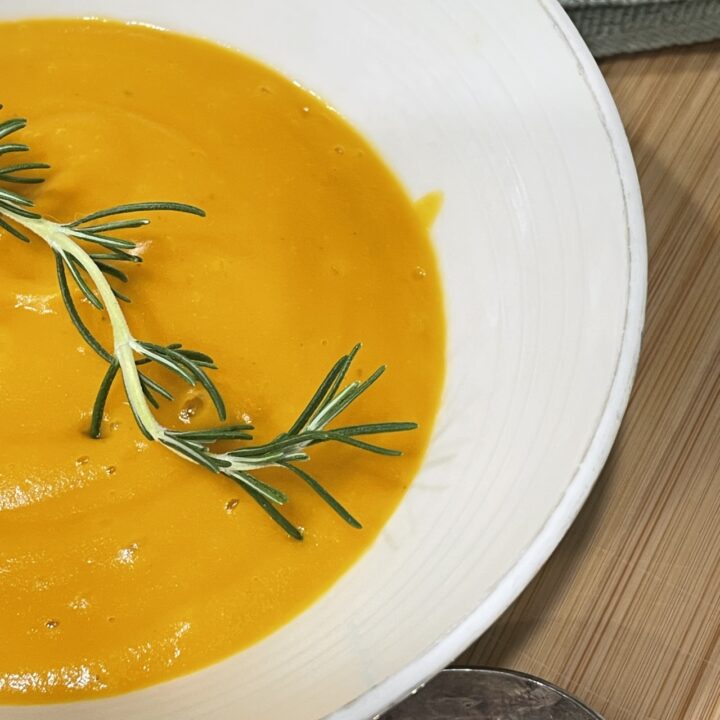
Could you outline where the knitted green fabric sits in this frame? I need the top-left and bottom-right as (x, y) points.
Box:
(559, 0), (720, 57)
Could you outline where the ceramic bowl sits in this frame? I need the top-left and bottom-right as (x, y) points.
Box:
(0, 1), (645, 718)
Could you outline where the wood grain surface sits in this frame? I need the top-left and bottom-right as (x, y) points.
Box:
(456, 42), (720, 720)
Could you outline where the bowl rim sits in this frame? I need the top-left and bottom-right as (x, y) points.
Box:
(330, 1), (647, 717)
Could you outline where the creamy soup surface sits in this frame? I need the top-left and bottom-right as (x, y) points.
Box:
(0, 19), (444, 702)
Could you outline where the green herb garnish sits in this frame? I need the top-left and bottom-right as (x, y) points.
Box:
(0, 107), (416, 539)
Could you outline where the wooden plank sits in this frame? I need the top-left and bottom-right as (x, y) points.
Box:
(457, 42), (720, 720)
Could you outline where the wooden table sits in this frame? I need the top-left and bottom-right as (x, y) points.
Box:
(456, 43), (720, 720)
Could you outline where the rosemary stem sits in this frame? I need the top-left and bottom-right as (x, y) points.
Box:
(1, 197), (413, 534)
(7, 211), (163, 439)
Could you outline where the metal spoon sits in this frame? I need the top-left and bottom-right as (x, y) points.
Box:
(381, 667), (604, 719)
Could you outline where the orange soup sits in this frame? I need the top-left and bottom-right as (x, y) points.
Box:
(0, 19), (444, 702)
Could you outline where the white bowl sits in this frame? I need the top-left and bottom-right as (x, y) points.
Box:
(1, 1), (645, 719)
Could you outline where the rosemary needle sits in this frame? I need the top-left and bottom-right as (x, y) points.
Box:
(0, 107), (417, 538)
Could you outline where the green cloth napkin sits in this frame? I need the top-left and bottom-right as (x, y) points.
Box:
(559, 0), (720, 57)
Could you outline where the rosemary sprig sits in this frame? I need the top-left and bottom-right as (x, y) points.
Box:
(0, 107), (417, 539)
